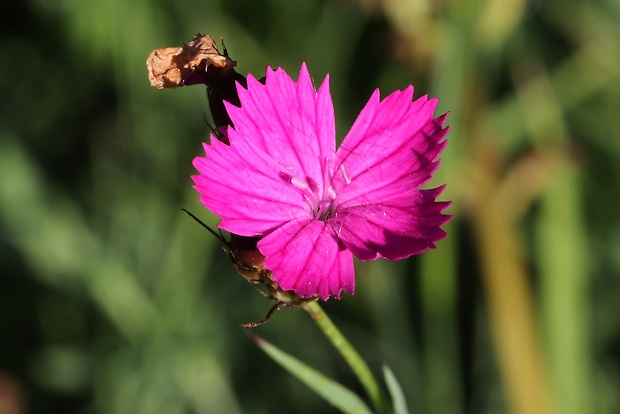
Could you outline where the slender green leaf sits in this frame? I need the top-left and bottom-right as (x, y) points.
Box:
(253, 335), (374, 414)
(382, 363), (409, 414)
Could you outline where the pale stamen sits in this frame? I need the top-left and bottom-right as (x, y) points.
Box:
(282, 159), (341, 221)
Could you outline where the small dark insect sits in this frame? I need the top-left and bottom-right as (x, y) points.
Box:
(182, 209), (317, 328)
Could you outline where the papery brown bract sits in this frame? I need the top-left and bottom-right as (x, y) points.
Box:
(146, 34), (247, 142)
(146, 34), (238, 89)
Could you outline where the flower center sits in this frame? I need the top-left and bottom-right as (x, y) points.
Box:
(279, 158), (344, 221)
(289, 176), (335, 220)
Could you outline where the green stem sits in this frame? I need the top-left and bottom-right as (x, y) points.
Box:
(304, 301), (391, 414)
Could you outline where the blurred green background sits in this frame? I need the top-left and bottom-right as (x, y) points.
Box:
(1, 0), (619, 413)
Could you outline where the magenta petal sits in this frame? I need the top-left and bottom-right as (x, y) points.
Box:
(193, 63), (337, 236)
(332, 186), (452, 261)
(193, 138), (310, 236)
(224, 63), (336, 197)
(326, 86), (451, 260)
(258, 218), (355, 300)
(334, 88), (448, 208)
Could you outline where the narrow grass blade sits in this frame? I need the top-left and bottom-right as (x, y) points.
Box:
(382, 363), (409, 414)
(253, 335), (374, 414)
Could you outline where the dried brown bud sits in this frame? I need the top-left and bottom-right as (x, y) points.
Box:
(146, 34), (237, 89)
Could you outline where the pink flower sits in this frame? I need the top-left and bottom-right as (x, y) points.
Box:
(192, 63), (451, 301)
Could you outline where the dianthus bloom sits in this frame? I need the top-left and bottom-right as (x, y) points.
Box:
(193, 63), (451, 301)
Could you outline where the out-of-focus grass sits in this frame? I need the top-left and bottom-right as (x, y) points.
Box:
(1, 0), (619, 413)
